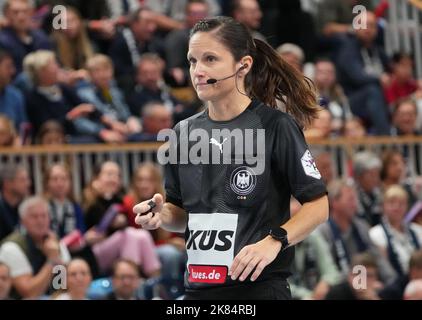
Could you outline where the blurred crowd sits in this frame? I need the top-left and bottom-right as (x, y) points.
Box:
(1, 0), (422, 300)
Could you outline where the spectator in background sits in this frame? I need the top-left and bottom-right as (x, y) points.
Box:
(109, 7), (164, 93)
(0, 196), (71, 299)
(304, 108), (332, 140)
(82, 161), (161, 278)
(0, 48), (28, 132)
(316, 0), (373, 38)
(123, 163), (186, 295)
(23, 50), (101, 141)
(35, 120), (66, 145)
(69, 0), (116, 54)
(127, 53), (189, 123)
(384, 53), (422, 131)
(313, 58), (352, 135)
(53, 258), (92, 300)
(313, 150), (335, 185)
(289, 197), (342, 300)
(380, 149), (418, 208)
(277, 43), (304, 73)
(43, 163), (100, 279)
(384, 53), (421, 106)
(0, 262), (12, 300)
(107, 258), (143, 300)
(343, 117), (366, 138)
(0, 164), (31, 241)
(390, 98), (422, 175)
(165, 0), (209, 87)
(77, 54), (142, 143)
(370, 185), (422, 279)
(270, 0), (317, 62)
(335, 11), (390, 135)
(319, 179), (396, 284)
(391, 98), (419, 136)
(104, 0), (140, 25)
(380, 249), (422, 299)
(353, 151), (383, 227)
(43, 164), (86, 240)
(0, 0), (52, 73)
(145, 0), (220, 25)
(50, 6), (94, 75)
(231, 0), (265, 42)
(137, 102), (173, 142)
(0, 114), (19, 146)
(325, 252), (383, 300)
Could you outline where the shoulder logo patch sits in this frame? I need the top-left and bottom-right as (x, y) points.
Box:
(301, 149), (321, 179)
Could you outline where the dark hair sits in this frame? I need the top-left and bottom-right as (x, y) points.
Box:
(380, 149), (403, 181)
(410, 250), (422, 270)
(314, 56), (334, 65)
(129, 7), (149, 24)
(391, 52), (414, 64)
(43, 163), (75, 200)
(351, 252), (378, 269)
(394, 97), (418, 116)
(190, 16), (319, 127)
(0, 48), (12, 64)
(35, 120), (65, 144)
(112, 258), (140, 277)
(0, 163), (26, 191)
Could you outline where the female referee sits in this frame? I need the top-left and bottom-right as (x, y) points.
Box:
(134, 16), (329, 300)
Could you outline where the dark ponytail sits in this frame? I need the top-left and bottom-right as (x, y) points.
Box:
(191, 16), (320, 127)
(248, 38), (319, 127)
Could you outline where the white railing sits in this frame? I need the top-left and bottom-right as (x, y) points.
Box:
(0, 142), (163, 201)
(385, 0), (422, 78)
(2, 137), (422, 199)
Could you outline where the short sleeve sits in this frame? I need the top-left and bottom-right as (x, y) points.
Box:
(0, 242), (32, 277)
(273, 114), (327, 204)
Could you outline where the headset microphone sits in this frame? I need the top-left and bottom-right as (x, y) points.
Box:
(206, 64), (248, 85)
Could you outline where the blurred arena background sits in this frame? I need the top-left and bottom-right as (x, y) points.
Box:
(1, 0), (422, 300)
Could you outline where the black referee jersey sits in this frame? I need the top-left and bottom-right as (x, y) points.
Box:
(163, 99), (327, 291)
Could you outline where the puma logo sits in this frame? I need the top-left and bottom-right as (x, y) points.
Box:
(209, 138), (228, 154)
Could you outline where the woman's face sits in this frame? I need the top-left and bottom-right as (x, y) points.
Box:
(41, 131), (65, 145)
(38, 58), (59, 86)
(188, 32), (243, 101)
(344, 119), (365, 138)
(383, 196), (407, 226)
(47, 165), (71, 199)
(315, 61), (336, 90)
(134, 167), (156, 200)
(97, 162), (121, 196)
(386, 154), (405, 182)
(63, 10), (81, 39)
(0, 119), (13, 146)
(67, 260), (92, 297)
(89, 64), (113, 89)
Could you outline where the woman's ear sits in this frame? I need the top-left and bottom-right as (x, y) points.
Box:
(240, 56), (253, 74)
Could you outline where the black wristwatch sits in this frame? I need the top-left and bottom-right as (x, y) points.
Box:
(269, 227), (289, 251)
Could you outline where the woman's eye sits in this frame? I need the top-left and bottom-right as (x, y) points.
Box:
(206, 56), (216, 62)
(188, 58), (196, 65)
